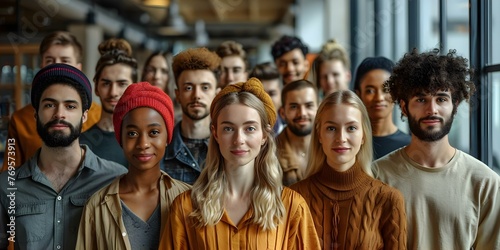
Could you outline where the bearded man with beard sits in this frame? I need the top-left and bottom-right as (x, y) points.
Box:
(372, 48), (500, 249)
(162, 48), (221, 184)
(276, 80), (318, 186)
(0, 64), (126, 250)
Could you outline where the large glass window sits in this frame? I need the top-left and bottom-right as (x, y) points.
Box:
(419, 0), (440, 50)
(492, 0), (500, 64)
(446, 0), (470, 153)
(491, 72), (500, 173)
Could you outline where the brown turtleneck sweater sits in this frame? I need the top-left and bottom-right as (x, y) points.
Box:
(290, 163), (407, 250)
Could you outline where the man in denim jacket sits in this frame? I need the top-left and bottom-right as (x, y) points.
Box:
(162, 48), (220, 184)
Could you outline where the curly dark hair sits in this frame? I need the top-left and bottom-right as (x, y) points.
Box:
(271, 35), (309, 61)
(249, 62), (280, 81)
(385, 48), (476, 115)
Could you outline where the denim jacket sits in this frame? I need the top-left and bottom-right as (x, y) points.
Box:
(162, 122), (208, 185)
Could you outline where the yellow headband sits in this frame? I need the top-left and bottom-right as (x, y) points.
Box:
(211, 77), (277, 127)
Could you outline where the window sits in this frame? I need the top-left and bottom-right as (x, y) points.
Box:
(491, 0), (500, 64)
(491, 72), (500, 173)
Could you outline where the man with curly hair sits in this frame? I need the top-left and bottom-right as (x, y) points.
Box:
(162, 48), (221, 184)
(372, 48), (500, 249)
(271, 35), (309, 85)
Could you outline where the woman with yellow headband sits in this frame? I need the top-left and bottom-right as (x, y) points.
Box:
(159, 78), (320, 249)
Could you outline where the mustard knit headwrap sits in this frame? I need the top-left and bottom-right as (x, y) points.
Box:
(210, 77), (277, 127)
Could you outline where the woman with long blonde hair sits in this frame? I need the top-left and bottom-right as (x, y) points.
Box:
(159, 78), (320, 249)
(291, 90), (407, 249)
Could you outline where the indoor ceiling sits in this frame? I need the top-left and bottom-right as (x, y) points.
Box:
(0, 0), (294, 48)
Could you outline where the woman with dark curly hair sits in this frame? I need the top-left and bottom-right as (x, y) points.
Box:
(373, 48), (500, 249)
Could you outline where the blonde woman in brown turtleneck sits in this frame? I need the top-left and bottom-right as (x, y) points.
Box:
(291, 90), (407, 249)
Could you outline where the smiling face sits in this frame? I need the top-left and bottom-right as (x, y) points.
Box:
(36, 84), (87, 147)
(275, 48), (309, 85)
(213, 103), (266, 170)
(121, 107), (168, 170)
(96, 64), (133, 114)
(358, 69), (394, 121)
(280, 87), (318, 136)
(319, 59), (351, 96)
(318, 103), (364, 172)
(403, 90), (455, 142)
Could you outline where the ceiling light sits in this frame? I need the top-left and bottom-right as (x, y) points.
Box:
(141, 0), (170, 7)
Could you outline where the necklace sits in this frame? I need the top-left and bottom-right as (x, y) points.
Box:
(300, 152), (306, 158)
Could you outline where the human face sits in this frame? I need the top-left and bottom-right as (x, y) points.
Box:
(96, 64), (133, 114)
(318, 104), (364, 172)
(358, 69), (393, 121)
(319, 60), (351, 96)
(403, 91), (455, 142)
(36, 84), (88, 147)
(121, 107), (167, 170)
(175, 70), (218, 121)
(42, 44), (81, 69)
(280, 88), (318, 136)
(275, 48), (309, 85)
(143, 55), (169, 92)
(219, 55), (248, 88)
(262, 79), (282, 110)
(213, 103), (266, 169)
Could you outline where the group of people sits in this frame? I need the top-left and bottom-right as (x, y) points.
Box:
(0, 30), (498, 250)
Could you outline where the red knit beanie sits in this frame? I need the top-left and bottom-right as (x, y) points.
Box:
(113, 82), (175, 145)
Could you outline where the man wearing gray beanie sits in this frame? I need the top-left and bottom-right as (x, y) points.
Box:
(0, 63), (127, 250)
(354, 56), (411, 159)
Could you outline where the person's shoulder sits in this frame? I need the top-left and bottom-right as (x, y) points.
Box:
(84, 177), (121, 207)
(375, 148), (405, 163)
(0, 160), (32, 179)
(162, 172), (192, 191)
(79, 125), (98, 141)
(81, 124), (100, 134)
(86, 148), (127, 174)
(171, 189), (193, 209)
(10, 104), (35, 121)
(456, 150), (500, 181)
(281, 187), (308, 206)
(275, 129), (286, 142)
(370, 178), (405, 201)
(372, 148), (405, 173)
(289, 177), (313, 193)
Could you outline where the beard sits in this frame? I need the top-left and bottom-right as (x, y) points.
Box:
(37, 118), (82, 147)
(285, 117), (313, 137)
(408, 113), (454, 142)
(181, 102), (209, 121)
